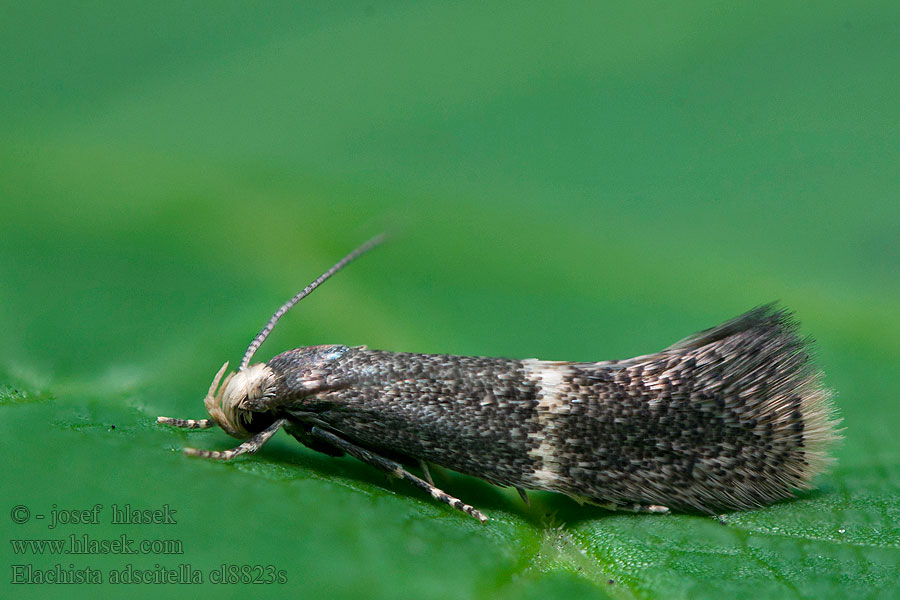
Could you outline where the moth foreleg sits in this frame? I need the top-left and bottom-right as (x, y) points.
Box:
(183, 418), (287, 460)
(157, 417), (215, 429)
(309, 426), (488, 523)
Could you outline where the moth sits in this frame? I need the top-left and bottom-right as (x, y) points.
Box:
(158, 236), (840, 522)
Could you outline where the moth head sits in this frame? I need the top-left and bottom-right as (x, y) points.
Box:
(187, 236), (384, 438)
(157, 236), (385, 445)
(203, 362), (275, 438)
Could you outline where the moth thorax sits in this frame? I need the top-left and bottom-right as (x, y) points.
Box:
(204, 363), (275, 439)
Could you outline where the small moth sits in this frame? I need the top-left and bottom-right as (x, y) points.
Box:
(159, 236), (841, 522)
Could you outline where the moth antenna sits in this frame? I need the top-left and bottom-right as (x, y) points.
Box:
(240, 233), (387, 370)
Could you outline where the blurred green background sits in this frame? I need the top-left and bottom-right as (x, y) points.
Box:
(2, 2), (898, 599)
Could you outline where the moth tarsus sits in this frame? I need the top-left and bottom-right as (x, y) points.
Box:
(159, 236), (841, 523)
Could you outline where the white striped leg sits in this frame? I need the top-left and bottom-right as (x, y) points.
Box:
(157, 362), (230, 430)
(157, 416), (215, 429)
(310, 426), (489, 523)
(592, 500), (671, 514)
(183, 419), (287, 460)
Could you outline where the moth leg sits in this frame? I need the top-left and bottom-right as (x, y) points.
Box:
(157, 417), (215, 429)
(597, 501), (670, 514)
(615, 502), (670, 514)
(184, 419), (286, 460)
(309, 426), (488, 523)
(516, 487), (530, 506)
(573, 495), (670, 514)
(283, 422), (345, 458)
(157, 362), (230, 430)
(419, 459), (434, 486)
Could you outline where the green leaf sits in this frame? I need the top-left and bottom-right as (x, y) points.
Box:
(2, 2), (899, 599)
